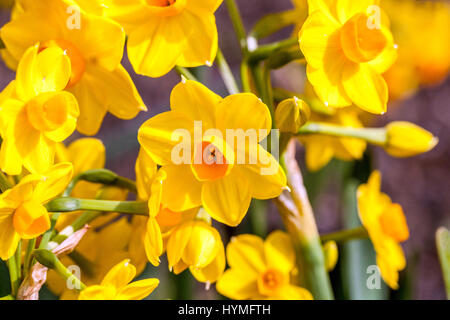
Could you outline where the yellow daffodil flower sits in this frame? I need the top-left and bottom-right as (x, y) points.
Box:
(0, 45), (79, 175)
(0, 162), (73, 260)
(78, 259), (159, 300)
(1, 0), (146, 135)
(298, 109), (367, 171)
(299, 0), (397, 113)
(357, 170), (409, 289)
(135, 148), (225, 284)
(216, 231), (313, 300)
(384, 122), (438, 158)
(383, 0), (450, 100)
(104, 0), (223, 77)
(138, 80), (287, 226)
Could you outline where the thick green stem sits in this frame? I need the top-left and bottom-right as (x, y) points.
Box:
(321, 226), (369, 243)
(45, 198), (148, 216)
(23, 238), (36, 276)
(298, 122), (387, 145)
(216, 48), (240, 94)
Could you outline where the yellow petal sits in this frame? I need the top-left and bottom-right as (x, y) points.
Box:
(84, 64), (146, 120)
(202, 170), (252, 227)
(135, 148), (157, 201)
(68, 72), (107, 136)
(300, 135), (335, 171)
(67, 138), (106, 175)
(239, 147), (287, 200)
(216, 268), (259, 300)
(0, 215), (21, 260)
(166, 221), (193, 269)
(78, 285), (116, 300)
(216, 93), (272, 142)
(185, 0), (223, 13)
(117, 278), (159, 300)
(175, 11), (218, 68)
(342, 63), (388, 114)
(138, 111), (193, 166)
(144, 217), (163, 267)
(170, 80), (222, 129)
(101, 259), (136, 289)
(22, 135), (55, 174)
(181, 221), (221, 268)
(43, 92), (79, 143)
(190, 241), (225, 284)
(264, 231), (295, 274)
(299, 9), (341, 69)
(226, 234), (266, 274)
(127, 17), (184, 77)
(376, 239), (406, 290)
(336, 0), (378, 25)
(160, 165), (202, 212)
(274, 285), (314, 300)
(33, 162), (74, 203)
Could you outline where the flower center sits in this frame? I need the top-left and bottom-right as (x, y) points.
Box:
(340, 13), (387, 63)
(191, 141), (230, 181)
(156, 207), (184, 228)
(13, 201), (50, 239)
(146, 0), (176, 6)
(379, 203), (410, 242)
(40, 39), (86, 88)
(257, 269), (286, 296)
(26, 92), (69, 132)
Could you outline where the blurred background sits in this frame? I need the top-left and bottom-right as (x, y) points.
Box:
(0, 0), (449, 300)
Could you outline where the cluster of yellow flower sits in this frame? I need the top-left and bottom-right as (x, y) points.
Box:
(0, 0), (447, 301)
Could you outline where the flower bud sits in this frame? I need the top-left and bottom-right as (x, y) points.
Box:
(275, 97), (311, 133)
(323, 241), (339, 272)
(385, 121), (438, 157)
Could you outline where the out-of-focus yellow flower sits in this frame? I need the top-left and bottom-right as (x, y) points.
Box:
(104, 0), (223, 78)
(78, 259), (159, 300)
(1, 0), (146, 135)
(217, 231), (313, 300)
(357, 171), (409, 289)
(298, 109), (367, 171)
(138, 80), (286, 227)
(0, 163), (73, 260)
(135, 148), (225, 283)
(47, 215), (147, 299)
(383, 0), (450, 99)
(384, 122), (438, 158)
(299, 0), (397, 114)
(0, 45), (79, 175)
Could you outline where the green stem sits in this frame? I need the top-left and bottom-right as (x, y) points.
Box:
(175, 66), (199, 82)
(224, 0), (248, 54)
(23, 238), (36, 276)
(0, 171), (12, 192)
(267, 49), (305, 70)
(45, 198), (148, 216)
(321, 226), (369, 243)
(240, 61), (251, 92)
(216, 48), (240, 94)
(33, 249), (86, 291)
(8, 241), (21, 297)
(247, 38), (298, 65)
(298, 122), (387, 145)
(51, 211), (102, 245)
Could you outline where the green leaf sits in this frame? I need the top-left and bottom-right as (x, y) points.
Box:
(436, 227), (450, 299)
(0, 259), (11, 297)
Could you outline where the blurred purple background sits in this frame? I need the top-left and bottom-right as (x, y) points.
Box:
(0, 0), (448, 300)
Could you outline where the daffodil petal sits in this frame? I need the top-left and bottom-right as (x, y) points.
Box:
(0, 216), (21, 260)
(216, 268), (259, 300)
(117, 279), (159, 300)
(144, 217), (163, 267)
(67, 138), (106, 175)
(226, 234), (266, 274)
(264, 231), (295, 274)
(274, 285), (314, 300)
(342, 63), (388, 114)
(33, 162), (73, 203)
(101, 259), (136, 289)
(202, 170), (252, 227)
